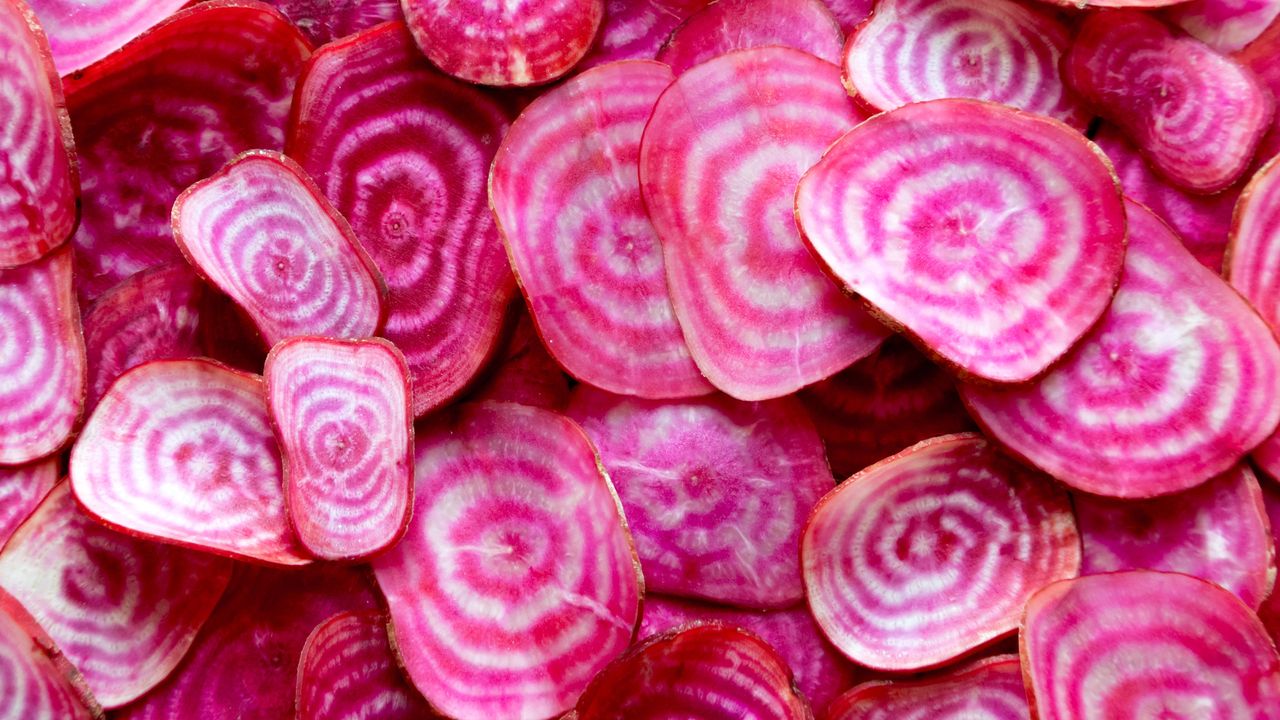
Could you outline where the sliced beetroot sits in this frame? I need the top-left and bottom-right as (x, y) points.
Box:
(0, 587), (100, 720)
(491, 60), (710, 398)
(823, 0), (872, 33)
(567, 385), (830, 608)
(640, 47), (888, 400)
(372, 402), (641, 720)
(1063, 10), (1272, 193)
(25, 0), (186, 74)
(297, 611), (435, 720)
(69, 359), (309, 566)
(1167, 0), (1280, 52)
(657, 0), (843, 74)
(802, 433), (1080, 672)
(465, 307), (570, 411)
(826, 655), (1027, 720)
(0, 482), (232, 707)
(288, 22), (514, 416)
(0, 459), (56, 547)
(796, 98), (1125, 384)
(1260, 477), (1280, 643)
(263, 0), (401, 46)
(64, 1), (310, 302)
(265, 337), (412, 561)
(579, 0), (708, 67)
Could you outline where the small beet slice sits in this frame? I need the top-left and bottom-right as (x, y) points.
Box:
(465, 307), (570, 411)
(657, 0), (843, 74)
(826, 655), (1027, 720)
(641, 47), (888, 400)
(802, 434), (1080, 672)
(1260, 477), (1280, 643)
(0, 459), (56, 547)
(25, 0), (185, 74)
(265, 337), (412, 561)
(796, 99), (1125, 384)
(491, 60), (710, 398)
(579, 0), (708, 67)
(567, 385), (830, 608)
(70, 359), (309, 566)
(1167, 0), (1280, 52)
(0, 482), (232, 707)
(0, 587), (100, 720)
(1022, 570), (1280, 718)
(263, 0), (401, 46)
(372, 402), (641, 720)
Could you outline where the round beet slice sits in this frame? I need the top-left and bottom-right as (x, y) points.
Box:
(70, 358), (309, 566)
(579, 0), (708, 68)
(640, 46), (888, 400)
(1167, 0), (1280, 52)
(372, 402), (641, 720)
(265, 337), (412, 561)
(826, 655), (1027, 720)
(1022, 570), (1280, 718)
(262, 0), (400, 46)
(297, 611), (435, 720)
(0, 482), (232, 707)
(795, 98), (1125, 384)
(802, 433), (1080, 672)
(567, 385), (830, 608)
(0, 587), (101, 720)
(464, 307), (570, 411)
(25, 0), (186, 74)
(657, 0), (843, 75)
(967, 201), (1280, 498)
(492, 60), (710, 399)
(0, 458), (56, 547)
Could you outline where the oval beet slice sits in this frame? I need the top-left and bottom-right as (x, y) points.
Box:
(0, 587), (100, 720)
(641, 47), (888, 400)
(465, 307), (570, 411)
(492, 60), (710, 398)
(0, 459), (56, 547)
(967, 201), (1280, 498)
(796, 99), (1125, 383)
(265, 337), (412, 561)
(827, 655), (1027, 720)
(372, 402), (641, 720)
(1168, 0), (1280, 52)
(288, 22), (513, 416)
(263, 0), (400, 46)
(657, 0), (843, 74)
(64, 1), (310, 303)
(297, 611), (435, 720)
(1023, 570), (1280, 718)
(70, 359), (309, 566)
(579, 0), (708, 67)
(567, 385), (830, 608)
(802, 434), (1080, 672)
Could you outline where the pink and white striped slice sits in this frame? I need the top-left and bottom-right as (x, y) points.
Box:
(0, 587), (100, 720)
(656, 0), (844, 74)
(826, 655), (1028, 720)
(25, 0), (185, 74)
(579, 0), (708, 68)
(1167, 0), (1280, 52)
(262, 0), (401, 46)
(0, 459), (56, 547)
(464, 307), (570, 411)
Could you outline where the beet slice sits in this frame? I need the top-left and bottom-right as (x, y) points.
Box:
(297, 611), (435, 720)
(263, 0), (401, 46)
(265, 337), (412, 561)
(826, 655), (1027, 720)
(0, 482), (232, 707)
(25, 0), (186, 74)
(1022, 570), (1280, 718)
(492, 60), (710, 398)
(796, 99), (1124, 384)
(579, 0), (708, 67)
(1167, 0), (1280, 52)
(288, 22), (514, 416)
(823, 0), (872, 33)
(657, 0), (844, 74)
(372, 402), (641, 720)
(0, 459), (56, 548)
(465, 307), (570, 411)
(640, 47), (888, 400)
(567, 385), (830, 608)
(64, 0), (310, 303)
(70, 358), (309, 566)
(1260, 477), (1280, 643)
(0, 586), (100, 720)
(802, 433), (1080, 672)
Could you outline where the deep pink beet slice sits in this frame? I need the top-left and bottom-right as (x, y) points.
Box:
(64, 0), (310, 303)
(262, 0), (401, 46)
(0, 586), (101, 720)
(372, 402), (641, 720)
(0, 482), (232, 707)
(265, 337), (412, 561)
(0, 458), (56, 547)
(796, 98), (1125, 383)
(827, 655), (1027, 720)
(640, 46), (888, 400)
(69, 359), (310, 566)
(567, 385), (830, 608)
(25, 0), (185, 74)
(297, 611), (435, 720)
(1260, 476), (1280, 643)
(966, 201), (1280, 498)
(579, 0), (709, 68)
(823, 0), (872, 32)
(657, 0), (843, 74)
(464, 307), (570, 411)
(1167, 0), (1280, 52)
(288, 22), (514, 416)
(802, 434), (1080, 672)
(492, 60), (710, 398)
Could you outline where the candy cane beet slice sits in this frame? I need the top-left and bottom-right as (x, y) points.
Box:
(1167, 0), (1280, 52)
(826, 655), (1027, 720)
(795, 99), (1125, 383)
(262, 0), (400, 46)
(0, 459), (56, 547)
(24, 0), (185, 74)
(69, 359), (309, 566)
(372, 402), (641, 720)
(265, 337), (412, 561)
(802, 434), (1080, 671)
(579, 0), (708, 68)
(657, 0), (843, 75)
(641, 47), (888, 400)
(0, 587), (100, 720)
(491, 61), (710, 399)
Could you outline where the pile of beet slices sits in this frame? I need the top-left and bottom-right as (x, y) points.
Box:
(8, 0), (1280, 717)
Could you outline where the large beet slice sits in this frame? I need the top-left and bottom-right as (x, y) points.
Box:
(297, 611), (435, 720)
(567, 385), (830, 608)
(263, 0), (400, 46)
(826, 655), (1027, 720)
(1022, 570), (1280, 718)
(372, 402), (641, 720)
(288, 22), (514, 416)
(0, 459), (56, 547)
(464, 307), (570, 411)
(64, 1), (310, 302)
(0, 587), (100, 720)
(579, 0), (708, 68)
(802, 434), (1080, 671)
(491, 60), (710, 398)
(796, 98), (1125, 384)
(0, 482), (232, 707)
(966, 202), (1280, 497)
(657, 0), (844, 74)
(640, 47), (888, 400)
(1167, 0), (1280, 52)
(25, 0), (185, 74)
(70, 359), (309, 566)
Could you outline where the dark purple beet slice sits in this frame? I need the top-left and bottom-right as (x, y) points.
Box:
(826, 655), (1027, 720)
(579, 0), (709, 68)
(24, 0), (185, 74)
(0, 458), (56, 547)
(1167, 0), (1280, 52)
(1260, 476), (1280, 643)
(658, 0), (844, 74)
(464, 307), (570, 411)
(0, 586), (101, 720)
(262, 0), (401, 46)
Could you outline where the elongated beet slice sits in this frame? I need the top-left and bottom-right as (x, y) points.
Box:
(1260, 478), (1280, 643)
(64, 1), (310, 302)
(70, 359), (309, 566)
(288, 23), (514, 416)
(579, 0), (708, 67)
(297, 611), (435, 720)
(492, 61), (710, 398)
(265, 337), (412, 561)
(0, 459), (56, 547)
(657, 0), (843, 74)
(796, 99), (1124, 383)
(641, 47), (888, 400)
(802, 434), (1080, 671)
(1168, 0), (1280, 52)
(0, 587), (100, 720)
(827, 655), (1027, 720)
(0, 482), (232, 707)
(263, 0), (400, 45)
(465, 307), (570, 411)
(568, 385), (829, 608)
(26, 0), (185, 74)
(372, 403), (641, 720)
